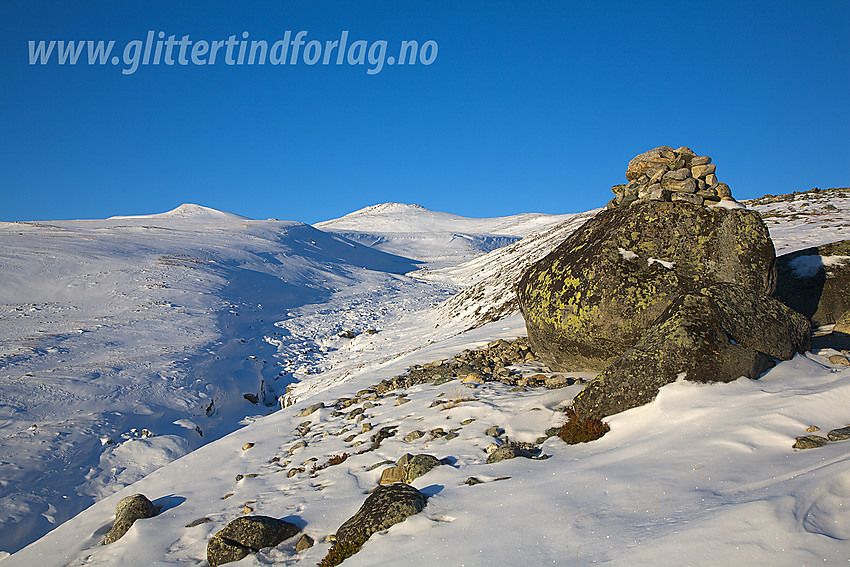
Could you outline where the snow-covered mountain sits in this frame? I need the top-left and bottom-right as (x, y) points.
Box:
(2, 192), (850, 565)
(315, 202), (577, 268)
(109, 203), (250, 220)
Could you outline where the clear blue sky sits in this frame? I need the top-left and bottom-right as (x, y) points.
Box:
(2, 1), (848, 223)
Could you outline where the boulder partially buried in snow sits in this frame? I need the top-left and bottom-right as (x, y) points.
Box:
(334, 484), (427, 550)
(516, 200), (776, 372)
(207, 516), (300, 566)
(103, 494), (158, 544)
(572, 283), (810, 419)
(775, 239), (850, 328)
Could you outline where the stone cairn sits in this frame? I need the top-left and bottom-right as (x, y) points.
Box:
(607, 146), (736, 209)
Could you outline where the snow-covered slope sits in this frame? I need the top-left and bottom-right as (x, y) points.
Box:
(315, 203), (577, 268)
(0, 211), (425, 554)
(3, 191), (850, 565)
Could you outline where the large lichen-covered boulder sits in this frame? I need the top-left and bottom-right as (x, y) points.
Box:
(775, 240), (850, 327)
(516, 200), (776, 371)
(207, 515), (300, 567)
(572, 283), (811, 419)
(335, 484), (427, 549)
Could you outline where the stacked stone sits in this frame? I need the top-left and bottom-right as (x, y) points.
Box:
(607, 146), (736, 209)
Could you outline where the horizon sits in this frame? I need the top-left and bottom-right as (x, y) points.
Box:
(2, 2), (848, 224)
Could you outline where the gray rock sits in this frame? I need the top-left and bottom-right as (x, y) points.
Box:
(404, 430), (424, 442)
(400, 453), (442, 483)
(103, 494), (158, 544)
(775, 240), (850, 327)
(295, 534), (314, 551)
(646, 164), (670, 184)
(663, 168), (691, 181)
(299, 402), (324, 417)
(691, 164), (716, 179)
(207, 516), (299, 567)
(705, 173), (718, 186)
(626, 146), (676, 181)
(828, 426), (850, 441)
(671, 192), (704, 205)
(714, 183), (732, 198)
(485, 442), (540, 464)
(544, 375), (572, 389)
(334, 484), (427, 550)
(649, 185), (671, 201)
(662, 177), (697, 193)
(793, 435), (829, 449)
(834, 310), (850, 334)
(691, 155), (711, 166)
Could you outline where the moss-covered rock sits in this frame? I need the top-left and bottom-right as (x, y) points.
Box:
(571, 283), (810, 419)
(516, 200), (776, 371)
(334, 484), (426, 551)
(207, 516), (300, 567)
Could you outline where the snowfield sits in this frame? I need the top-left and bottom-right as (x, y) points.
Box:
(2, 193), (850, 565)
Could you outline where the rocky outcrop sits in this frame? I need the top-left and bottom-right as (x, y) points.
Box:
(516, 199), (776, 372)
(612, 146), (736, 208)
(103, 494), (158, 544)
(334, 484), (427, 550)
(775, 239), (850, 327)
(207, 515), (300, 567)
(572, 283), (810, 419)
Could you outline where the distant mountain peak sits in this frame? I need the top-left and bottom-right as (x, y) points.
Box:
(346, 203), (428, 216)
(109, 203), (250, 220)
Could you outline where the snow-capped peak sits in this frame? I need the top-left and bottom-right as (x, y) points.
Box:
(109, 203), (250, 220)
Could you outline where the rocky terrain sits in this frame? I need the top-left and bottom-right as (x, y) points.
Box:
(3, 170), (850, 565)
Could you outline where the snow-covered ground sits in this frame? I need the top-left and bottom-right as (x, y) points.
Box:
(2, 192), (850, 565)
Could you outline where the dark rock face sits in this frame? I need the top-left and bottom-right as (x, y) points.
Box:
(516, 200), (776, 372)
(775, 240), (850, 327)
(571, 284), (810, 419)
(335, 484), (427, 549)
(103, 494), (158, 544)
(207, 515), (299, 567)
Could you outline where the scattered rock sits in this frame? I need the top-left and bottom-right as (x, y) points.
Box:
(242, 442), (254, 451)
(404, 430), (425, 442)
(485, 442), (540, 464)
(544, 375), (572, 389)
(207, 515), (299, 567)
(295, 533), (314, 551)
(806, 425), (821, 433)
(793, 435), (829, 449)
(186, 517), (212, 527)
(464, 477), (483, 485)
(103, 494), (158, 544)
(242, 393), (259, 404)
(338, 330), (357, 339)
(828, 354), (850, 366)
(828, 426), (850, 441)
(300, 402), (325, 417)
